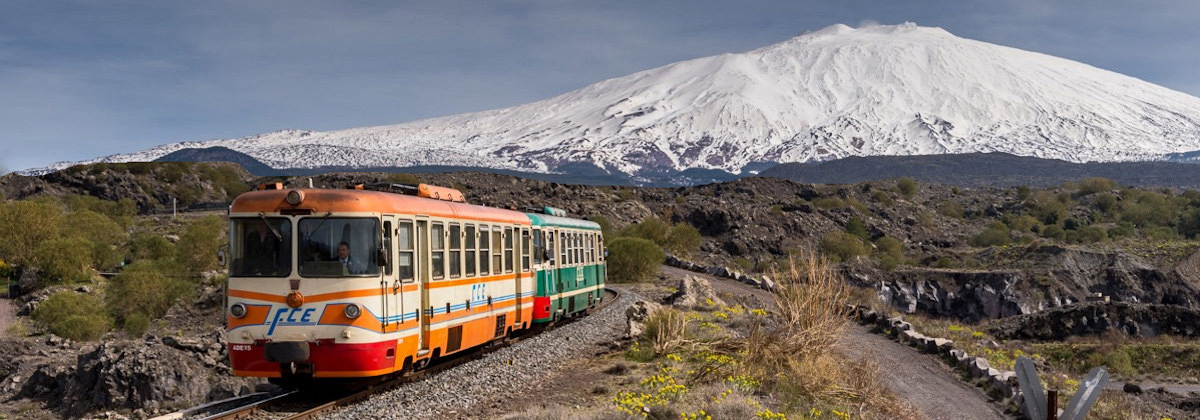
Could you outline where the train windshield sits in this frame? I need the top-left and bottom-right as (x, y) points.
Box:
(230, 217), (293, 277)
(298, 217), (381, 277)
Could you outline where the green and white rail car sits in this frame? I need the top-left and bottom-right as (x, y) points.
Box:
(527, 210), (606, 323)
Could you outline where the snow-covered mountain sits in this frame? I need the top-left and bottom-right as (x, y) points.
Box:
(29, 22), (1200, 178)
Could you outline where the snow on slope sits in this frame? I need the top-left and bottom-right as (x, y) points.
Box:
(29, 22), (1200, 176)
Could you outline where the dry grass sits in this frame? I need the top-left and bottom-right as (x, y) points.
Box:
(741, 250), (920, 419)
(644, 308), (690, 355)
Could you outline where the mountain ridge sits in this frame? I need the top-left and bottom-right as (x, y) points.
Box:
(26, 23), (1200, 179)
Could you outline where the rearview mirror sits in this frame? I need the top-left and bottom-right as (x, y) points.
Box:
(216, 244), (229, 268)
(376, 247), (388, 267)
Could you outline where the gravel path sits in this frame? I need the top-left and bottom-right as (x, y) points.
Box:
(0, 298), (16, 333)
(324, 288), (637, 420)
(663, 265), (1009, 420)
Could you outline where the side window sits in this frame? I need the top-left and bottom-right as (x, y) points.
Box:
(504, 227), (514, 273)
(383, 221), (393, 276)
(547, 230), (556, 267)
(521, 228), (531, 272)
(575, 233), (583, 265)
(532, 228), (543, 265)
(492, 228), (503, 274)
(560, 232), (567, 264)
(465, 225), (476, 277)
(432, 222), (445, 280)
(398, 221), (414, 282)
(449, 223), (461, 278)
(479, 225), (491, 275)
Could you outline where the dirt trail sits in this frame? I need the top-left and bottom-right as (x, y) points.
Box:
(660, 265), (1009, 420)
(0, 298), (16, 333)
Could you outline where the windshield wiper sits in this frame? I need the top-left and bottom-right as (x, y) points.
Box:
(258, 212), (283, 241)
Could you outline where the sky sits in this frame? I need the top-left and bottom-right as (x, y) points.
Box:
(2, 0), (1200, 173)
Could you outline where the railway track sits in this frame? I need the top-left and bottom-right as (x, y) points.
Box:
(169, 288), (620, 420)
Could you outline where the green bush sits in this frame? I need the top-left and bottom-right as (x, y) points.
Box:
(663, 223), (701, 257)
(32, 292), (112, 341)
(1077, 177), (1116, 196)
(0, 200), (64, 266)
(122, 312), (151, 336)
(385, 173), (420, 184)
(70, 210), (127, 270)
(1007, 214), (1043, 234)
(176, 215), (225, 273)
(870, 191), (894, 206)
(33, 237), (93, 284)
(128, 230), (176, 262)
(845, 216), (869, 241)
(1093, 192), (1118, 214)
(874, 236), (904, 261)
(606, 237), (664, 283)
(589, 216), (615, 244)
(106, 260), (194, 325)
(1041, 224), (1066, 240)
(1074, 225), (1108, 243)
(971, 222), (1012, 247)
(896, 178), (917, 197)
(619, 217), (669, 245)
(937, 200), (964, 219)
(812, 197), (847, 210)
(818, 231), (868, 263)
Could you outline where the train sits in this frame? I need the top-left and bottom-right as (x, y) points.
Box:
(222, 182), (606, 384)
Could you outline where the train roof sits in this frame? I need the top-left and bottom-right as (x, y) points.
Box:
(525, 213), (602, 230)
(230, 188), (530, 225)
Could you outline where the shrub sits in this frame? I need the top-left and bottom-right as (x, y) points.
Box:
(589, 216), (615, 244)
(643, 308), (689, 355)
(1074, 226), (1108, 243)
(122, 312), (151, 336)
(1016, 186), (1032, 201)
(1093, 192), (1118, 214)
(896, 178), (917, 197)
(937, 200), (964, 219)
(971, 222), (1012, 247)
(1041, 224), (1066, 240)
(1008, 214), (1043, 234)
(844, 216), (869, 241)
(870, 191), (894, 206)
(176, 215), (225, 273)
(128, 230), (176, 262)
(812, 197), (847, 210)
(33, 237), (93, 284)
(32, 292), (112, 341)
(606, 237), (664, 283)
(70, 210), (127, 270)
(663, 223), (701, 257)
(818, 231), (867, 263)
(1077, 177), (1116, 195)
(875, 236), (903, 261)
(620, 217), (669, 245)
(0, 200), (64, 266)
(106, 260), (194, 325)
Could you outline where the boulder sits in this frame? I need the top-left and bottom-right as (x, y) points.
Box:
(666, 276), (725, 309)
(625, 300), (664, 338)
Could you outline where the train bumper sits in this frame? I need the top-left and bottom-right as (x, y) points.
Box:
(230, 340), (397, 378)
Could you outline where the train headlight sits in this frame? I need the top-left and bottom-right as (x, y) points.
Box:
(229, 303), (247, 318)
(285, 189), (304, 205)
(344, 304), (362, 319)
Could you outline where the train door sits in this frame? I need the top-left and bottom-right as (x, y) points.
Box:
(416, 218), (431, 355)
(517, 227), (530, 325)
(382, 216), (397, 332)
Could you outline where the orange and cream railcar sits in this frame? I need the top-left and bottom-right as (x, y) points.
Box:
(224, 184), (535, 382)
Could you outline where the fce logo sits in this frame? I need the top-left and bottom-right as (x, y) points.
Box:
(267, 307), (317, 335)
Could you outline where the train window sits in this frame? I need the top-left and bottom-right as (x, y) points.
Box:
(383, 221), (393, 276)
(532, 229), (543, 265)
(560, 232), (567, 264)
(479, 225), (491, 275)
(575, 233), (582, 265)
(521, 229), (531, 272)
(504, 227), (514, 273)
(431, 223), (445, 280)
(449, 224), (461, 279)
(492, 228), (503, 274)
(465, 225), (476, 277)
(599, 234), (605, 261)
(547, 230), (555, 267)
(298, 217), (381, 277)
(230, 217), (292, 277)
(398, 221), (414, 282)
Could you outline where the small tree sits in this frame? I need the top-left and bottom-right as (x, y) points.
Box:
(33, 292), (112, 341)
(607, 237), (664, 283)
(896, 178), (918, 197)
